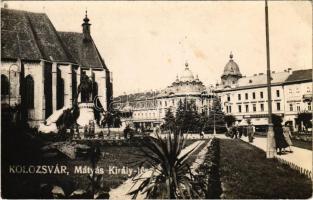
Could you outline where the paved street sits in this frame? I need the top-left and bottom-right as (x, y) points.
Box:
(241, 136), (312, 174)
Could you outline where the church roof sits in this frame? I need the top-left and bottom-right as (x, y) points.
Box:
(58, 32), (107, 70)
(1, 8), (75, 63)
(285, 69), (312, 83)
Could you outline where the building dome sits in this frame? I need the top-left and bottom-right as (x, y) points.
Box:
(180, 62), (194, 82)
(222, 53), (242, 78)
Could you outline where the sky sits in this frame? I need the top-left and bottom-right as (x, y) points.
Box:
(3, 1), (312, 96)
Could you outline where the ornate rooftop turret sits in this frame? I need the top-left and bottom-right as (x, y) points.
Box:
(180, 62), (195, 82)
(221, 52), (242, 86)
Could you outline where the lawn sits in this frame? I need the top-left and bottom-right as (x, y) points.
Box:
(2, 137), (206, 198)
(219, 139), (312, 199)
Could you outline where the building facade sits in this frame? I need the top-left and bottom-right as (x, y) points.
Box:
(114, 63), (213, 130)
(1, 8), (113, 127)
(214, 53), (312, 131)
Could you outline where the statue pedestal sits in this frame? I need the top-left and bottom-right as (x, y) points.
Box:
(76, 103), (96, 127)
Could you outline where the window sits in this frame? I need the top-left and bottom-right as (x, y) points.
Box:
(276, 90), (280, 98)
(238, 105), (242, 113)
(232, 81), (235, 84)
(260, 103), (264, 111)
(245, 93), (248, 100)
(160, 101), (162, 106)
(245, 105), (249, 112)
(296, 88), (300, 93)
(253, 104), (256, 112)
(1, 74), (9, 96)
(277, 102), (281, 111)
(226, 106), (228, 113)
(165, 101), (167, 107)
(252, 92), (256, 99)
(260, 91), (263, 99)
(289, 104), (293, 111)
(172, 99), (174, 105)
(229, 106), (232, 113)
(238, 94), (241, 101)
(289, 89), (292, 94)
(249, 79), (252, 83)
(308, 103), (312, 111)
(25, 75), (34, 109)
(227, 95), (230, 101)
(307, 87), (311, 93)
(297, 104), (300, 111)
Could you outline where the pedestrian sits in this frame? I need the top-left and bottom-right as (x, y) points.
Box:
(124, 125), (129, 140)
(273, 116), (288, 155)
(200, 130), (204, 139)
(238, 126), (243, 138)
(247, 124), (254, 143)
(232, 125), (238, 139)
(283, 125), (293, 153)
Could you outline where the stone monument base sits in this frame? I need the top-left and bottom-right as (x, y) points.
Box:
(76, 103), (98, 128)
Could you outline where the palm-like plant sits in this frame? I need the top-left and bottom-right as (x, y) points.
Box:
(129, 132), (200, 199)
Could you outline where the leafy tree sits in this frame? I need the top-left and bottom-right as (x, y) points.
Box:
(224, 114), (236, 127)
(101, 109), (122, 135)
(296, 112), (312, 132)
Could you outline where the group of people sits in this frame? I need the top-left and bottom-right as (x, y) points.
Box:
(227, 124), (255, 142)
(227, 119), (293, 155)
(273, 122), (293, 155)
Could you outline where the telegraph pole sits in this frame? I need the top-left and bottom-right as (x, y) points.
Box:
(265, 0), (276, 158)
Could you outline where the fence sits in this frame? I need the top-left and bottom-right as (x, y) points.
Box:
(276, 157), (312, 179)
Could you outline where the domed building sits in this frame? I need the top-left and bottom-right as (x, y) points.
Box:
(214, 52), (312, 133)
(221, 53), (242, 87)
(114, 62), (213, 130)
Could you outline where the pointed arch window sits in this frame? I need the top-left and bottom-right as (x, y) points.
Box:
(25, 75), (34, 109)
(1, 74), (9, 96)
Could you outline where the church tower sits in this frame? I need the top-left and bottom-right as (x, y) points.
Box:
(82, 10), (91, 42)
(221, 52), (242, 87)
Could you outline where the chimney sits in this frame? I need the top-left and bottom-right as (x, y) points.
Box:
(3, 2), (8, 9)
(82, 10), (91, 42)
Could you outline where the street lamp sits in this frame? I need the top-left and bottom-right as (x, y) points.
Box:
(8, 64), (20, 107)
(265, 0), (276, 158)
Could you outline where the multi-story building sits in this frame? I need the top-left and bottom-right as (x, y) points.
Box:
(214, 53), (312, 131)
(114, 63), (213, 130)
(1, 8), (113, 127)
(283, 69), (312, 129)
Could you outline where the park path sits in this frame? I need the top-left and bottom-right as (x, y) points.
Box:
(109, 140), (205, 200)
(241, 136), (312, 174)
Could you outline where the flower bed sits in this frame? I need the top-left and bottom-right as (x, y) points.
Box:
(193, 138), (222, 199)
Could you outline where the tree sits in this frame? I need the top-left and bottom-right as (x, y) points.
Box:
(101, 109), (122, 135)
(163, 108), (176, 133)
(175, 98), (199, 134)
(207, 97), (226, 133)
(224, 114), (236, 127)
(296, 112), (312, 132)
